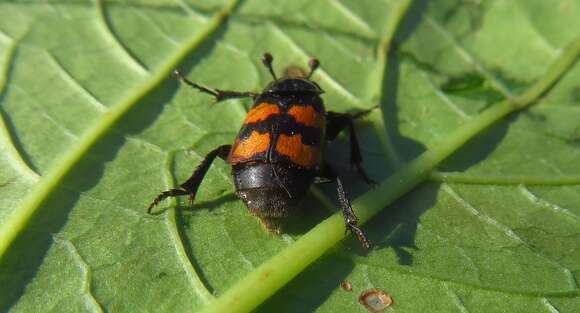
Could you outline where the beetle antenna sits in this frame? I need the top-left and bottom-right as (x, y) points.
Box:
(262, 52), (278, 81)
(307, 58), (320, 79)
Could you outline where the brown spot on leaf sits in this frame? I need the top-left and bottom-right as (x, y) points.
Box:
(359, 288), (393, 312)
(340, 280), (353, 292)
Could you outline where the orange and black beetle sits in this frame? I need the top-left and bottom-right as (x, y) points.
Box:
(148, 53), (374, 248)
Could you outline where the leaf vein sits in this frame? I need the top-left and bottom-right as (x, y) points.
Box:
(45, 51), (108, 112)
(0, 32), (40, 180)
(268, 23), (367, 109)
(430, 171), (580, 186)
(424, 15), (515, 100)
(330, 0), (376, 37)
(518, 185), (580, 222)
(197, 12), (580, 313)
(13, 85), (79, 140)
(356, 260), (580, 297)
(0, 0), (242, 263)
(131, 8), (180, 46)
(444, 184), (578, 290)
(162, 151), (215, 304)
(420, 71), (471, 120)
(58, 184), (144, 220)
(542, 298), (562, 313)
(94, 0), (150, 75)
(442, 282), (473, 313)
(417, 223), (482, 283)
(174, 0), (211, 22)
(53, 236), (104, 313)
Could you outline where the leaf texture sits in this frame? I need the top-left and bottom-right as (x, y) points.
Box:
(0, 1), (579, 312)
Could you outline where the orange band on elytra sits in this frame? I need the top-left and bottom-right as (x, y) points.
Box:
(287, 105), (324, 128)
(228, 131), (270, 164)
(244, 103), (280, 124)
(275, 134), (320, 168)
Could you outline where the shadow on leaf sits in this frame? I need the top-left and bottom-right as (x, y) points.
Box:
(255, 0), (521, 310)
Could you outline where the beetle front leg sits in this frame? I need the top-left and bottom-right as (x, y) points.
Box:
(148, 145), (231, 214)
(317, 163), (371, 249)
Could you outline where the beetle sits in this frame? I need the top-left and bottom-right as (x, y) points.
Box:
(148, 53), (374, 248)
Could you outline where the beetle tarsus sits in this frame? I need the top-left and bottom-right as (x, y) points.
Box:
(346, 223), (371, 249)
(318, 164), (372, 249)
(148, 188), (189, 214)
(147, 145), (231, 214)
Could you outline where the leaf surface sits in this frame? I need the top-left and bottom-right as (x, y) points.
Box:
(0, 1), (579, 312)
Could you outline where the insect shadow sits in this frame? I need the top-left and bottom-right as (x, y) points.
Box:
(257, 1), (520, 311)
(354, 0), (514, 266)
(147, 192), (240, 216)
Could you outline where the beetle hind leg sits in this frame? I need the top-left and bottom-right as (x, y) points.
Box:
(147, 145), (231, 214)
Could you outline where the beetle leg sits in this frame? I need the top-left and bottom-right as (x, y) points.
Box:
(173, 70), (258, 102)
(325, 108), (378, 185)
(317, 164), (371, 249)
(147, 145), (231, 214)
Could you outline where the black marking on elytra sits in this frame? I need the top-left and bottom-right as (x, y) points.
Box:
(239, 114), (323, 146)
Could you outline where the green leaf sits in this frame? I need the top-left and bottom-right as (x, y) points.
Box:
(0, 1), (579, 313)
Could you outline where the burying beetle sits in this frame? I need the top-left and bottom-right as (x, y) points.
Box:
(149, 53), (375, 248)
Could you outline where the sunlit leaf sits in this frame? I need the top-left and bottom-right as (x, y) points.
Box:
(0, 1), (579, 312)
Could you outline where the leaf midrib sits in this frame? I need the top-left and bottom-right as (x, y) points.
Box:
(0, 0), (241, 260)
(197, 30), (580, 313)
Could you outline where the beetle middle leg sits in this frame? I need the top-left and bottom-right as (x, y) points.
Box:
(317, 163), (371, 249)
(148, 145), (231, 214)
(326, 109), (377, 185)
(174, 70), (258, 103)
